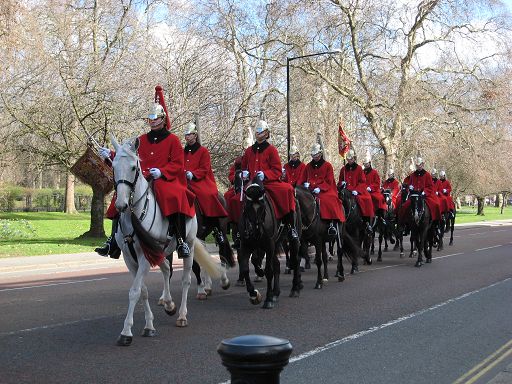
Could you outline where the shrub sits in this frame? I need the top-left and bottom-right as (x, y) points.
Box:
(0, 219), (36, 239)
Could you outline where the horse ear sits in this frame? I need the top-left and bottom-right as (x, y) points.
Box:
(111, 133), (120, 152)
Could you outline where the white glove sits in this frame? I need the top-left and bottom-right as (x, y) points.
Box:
(242, 170), (249, 179)
(436, 191), (439, 196)
(282, 168), (286, 175)
(149, 168), (162, 179)
(185, 171), (193, 180)
(409, 185), (414, 191)
(340, 181), (347, 188)
(367, 186), (372, 192)
(352, 190), (358, 196)
(256, 171), (265, 181)
(99, 147), (110, 160)
(443, 189), (447, 194)
(303, 182), (310, 188)
(313, 187), (320, 194)
(421, 191), (426, 196)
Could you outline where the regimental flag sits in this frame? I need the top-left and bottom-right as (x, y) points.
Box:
(338, 119), (351, 158)
(154, 85), (172, 131)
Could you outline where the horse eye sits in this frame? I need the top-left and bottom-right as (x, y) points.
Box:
(132, 166), (136, 171)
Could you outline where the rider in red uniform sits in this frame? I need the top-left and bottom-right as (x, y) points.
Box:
(241, 118), (298, 240)
(362, 154), (388, 226)
(183, 122), (228, 245)
(337, 150), (374, 232)
(439, 170), (455, 218)
(224, 157), (243, 248)
(282, 146), (306, 187)
(431, 168), (449, 217)
(95, 102), (195, 259)
(382, 169), (400, 209)
(297, 143), (345, 236)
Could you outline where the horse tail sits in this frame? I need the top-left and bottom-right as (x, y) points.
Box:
(193, 239), (223, 279)
(342, 230), (363, 261)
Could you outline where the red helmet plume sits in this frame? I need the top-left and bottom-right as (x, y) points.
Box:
(154, 85), (172, 131)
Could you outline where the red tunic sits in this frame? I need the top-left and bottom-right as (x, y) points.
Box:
(433, 178), (449, 214)
(363, 167), (388, 212)
(338, 163), (374, 218)
(382, 177), (400, 208)
(242, 141), (295, 220)
(297, 159), (345, 221)
(184, 143), (228, 218)
(283, 161), (306, 187)
(399, 170), (441, 221)
(224, 164), (242, 223)
(438, 178), (455, 210)
(105, 132), (195, 219)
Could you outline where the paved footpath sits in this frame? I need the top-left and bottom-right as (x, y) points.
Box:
(1, 219), (511, 383)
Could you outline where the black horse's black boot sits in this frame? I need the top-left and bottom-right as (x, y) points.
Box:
(328, 221), (338, 237)
(170, 213), (190, 259)
(285, 212), (299, 241)
(212, 225), (226, 246)
(95, 218), (121, 259)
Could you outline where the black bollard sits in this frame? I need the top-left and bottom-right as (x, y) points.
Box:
(217, 334), (293, 384)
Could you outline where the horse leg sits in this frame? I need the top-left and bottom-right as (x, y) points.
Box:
(314, 242), (323, 289)
(415, 232), (423, 267)
(140, 283), (157, 337)
(236, 248), (245, 286)
(202, 268), (213, 296)
(377, 232), (383, 262)
(158, 258), (176, 316)
(449, 218), (454, 245)
(363, 230), (373, 265)
(220, 262), (230, 290)
(176, 244), (193, 327)
(289, 237), (302, 297)
(263, 246), (276, 309)
(322, 242), (329, 281)
(370, 231), (375, 255)
(252, 249), (265, 282)
(240, 246), (261, 305)
(193, 260), (207, 300)
(283, 240), (291, 274)
(118, 259), (150, 346)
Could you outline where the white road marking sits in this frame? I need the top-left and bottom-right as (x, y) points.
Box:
(0, 278), (108, 292)
(433, 252), (464, 260)
(475, 245), (502, 252)
(218, 278), (511, 384)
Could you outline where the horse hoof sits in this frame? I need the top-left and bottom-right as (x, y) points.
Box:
(164, 302), (177, 316)
(299, 266), (305, 272)
(262, 300), (274, 309)
(249, 290), (262, 305)
(449, 240), (453, 246)
(426, 258), (432, 264)
(141, 328), (157, 337)
(236, 279), (245, 287)
(221, 281), (230, 290)
(116, 334), (132, 346)
(254, 276), (263, 283)
(338, 275), (345, 282)
(289, 290), (300, 298)
(157, 298), (164, 306)
(284, 268), (291, 275)
(377, 256), (382, 262)
(196, 293), (207, 300)
(400, 252), (404, 258)
(328, 256), (333, 261)
(205, 289), (212, 296)
(314, 283), (323, 289)
(323, 277), (329, 282)
(176, 318), (188, 327)
(351, 266), (358, 274)
(415, 261), (422, 267)
(255, 268), (265, 278)
(366, 258), (373, 265)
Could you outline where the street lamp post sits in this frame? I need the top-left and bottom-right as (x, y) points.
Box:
(286, 50), (341, 161)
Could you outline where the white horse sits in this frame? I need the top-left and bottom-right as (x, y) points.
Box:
(111, 136), (221, 346)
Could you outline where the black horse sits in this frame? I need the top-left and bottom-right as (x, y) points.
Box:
(370, 189), (398, 262)
(445, 208), (456, 246)
(399, 190), (433, 267)
(295, 186), (361, 288)
(191, 194), (236, 298)
(338, 186), (373, 271)
(238, 178), (302, 308)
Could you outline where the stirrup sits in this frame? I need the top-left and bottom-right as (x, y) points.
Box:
(328, 225), (337, 236)
(176, 240), (191, 259)
(213, 227), (226, 246)
(288, 227), (299, 240)
(94, 239), (110, 257)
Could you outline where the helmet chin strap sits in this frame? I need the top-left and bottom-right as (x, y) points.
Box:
(149, 118), (164, 129)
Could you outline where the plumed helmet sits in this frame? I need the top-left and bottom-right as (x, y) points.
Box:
(148, 103), (166, 120)
(184, 122), (197, 135)
(289, 145), (300, 156)
(415, 157), (424, 166)
(363, 149), (371, 165)
(388, 169), (395, 177)
(311, 143), (322, 156)
(254, 119), (269, 134)
(439, 170), (446, 178)
(346, 149), (356, 160)
(431, 168), (438, 177)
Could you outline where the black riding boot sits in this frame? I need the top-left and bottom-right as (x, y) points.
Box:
(94, 217), (121, 259)
(285, 212), (299, 240)
(212, 224), (226, 246)
(328, 221), (338, 236)
(170, 213), (190, 259)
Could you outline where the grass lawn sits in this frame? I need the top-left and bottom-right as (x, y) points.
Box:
(0, 206), (510, 257)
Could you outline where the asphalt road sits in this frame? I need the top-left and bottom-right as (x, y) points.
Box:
(0, 222), (511, 384)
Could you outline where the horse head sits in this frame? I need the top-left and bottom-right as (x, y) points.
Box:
(382, 188), (393, 209)
(337, 185), (355, 216)
(245, 176), (265, 202)
(241, 177), (266, 240)
(234, 169), (243, 194)
(111, 135), (142, 213)
(408, 190), (425, 225)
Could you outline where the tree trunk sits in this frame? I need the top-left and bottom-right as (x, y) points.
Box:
(65, 172), (78, 214)
(476, 196), (485, 216)
(494, 194), (500, 207)
(79, 186), (106, 238)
